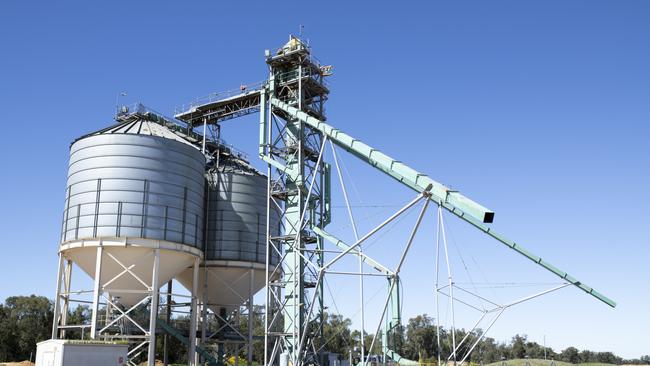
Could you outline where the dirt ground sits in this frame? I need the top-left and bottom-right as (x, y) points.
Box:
(0, 362), (36, 366)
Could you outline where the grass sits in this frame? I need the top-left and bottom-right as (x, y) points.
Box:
(485, 359), (618, 366)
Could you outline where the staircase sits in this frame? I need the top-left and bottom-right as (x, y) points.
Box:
(157, 319), (220, 366)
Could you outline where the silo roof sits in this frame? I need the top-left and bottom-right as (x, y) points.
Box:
(94, 118), (200, 148)
(74, 103), (202, 150)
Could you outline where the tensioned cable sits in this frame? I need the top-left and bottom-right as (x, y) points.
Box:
(330, 145), (419, 254)
(363, 207), (416, 252)
(317, 279), (385, 353)
(338, 147), (374, 233)
(327, 209), (388, 237)
(325, 202), (417, 257)
(331, 204), (402, 208)
(453, 282), (566, 289)
(445, 215), (486, 312)
(468, 252), (501, 304)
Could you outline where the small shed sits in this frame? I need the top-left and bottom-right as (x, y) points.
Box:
(35, 339), (128, 366)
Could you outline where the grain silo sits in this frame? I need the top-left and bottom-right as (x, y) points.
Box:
(52, 105), (206, 364)
(50, 104), (280, 366)
(59, 120), (205, 306)
(176, 149), (280, 316)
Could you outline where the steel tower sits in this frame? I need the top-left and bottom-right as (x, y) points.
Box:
(260, 36), (330, 366)
(173, 35), (615, 366)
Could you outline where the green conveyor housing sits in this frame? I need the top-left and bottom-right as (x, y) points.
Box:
(270, 97), (616, 309)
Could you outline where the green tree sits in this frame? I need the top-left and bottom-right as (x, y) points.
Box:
(318, 313), (353, 356)
(1, 295), (53, 361)
(388, 325), (405, 357)
(511, 335), (527, 359)
(580, 350), (595, 363)
(237, 304), (266, 363)
(404, 314), (437, 361)
(478, 336), (500, 363)
(364, 332), (382, 355)
(0, 303), (17, 361)
(596, 351), (621, 364)
(61, 305), (91, 339)
(560, 347), (580, 364)
(641, 355), (650, 363)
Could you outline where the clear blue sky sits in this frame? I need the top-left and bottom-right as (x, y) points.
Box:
(1, 0), (648, 359)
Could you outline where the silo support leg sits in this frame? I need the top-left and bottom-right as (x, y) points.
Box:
(248, 269), (254, 366)
(148, 249), (160, 366)
(90, 246), (104, 339)
(51, 253), (64, 339)
(61, 260), (73, 338)
(189, 257), (199, 366)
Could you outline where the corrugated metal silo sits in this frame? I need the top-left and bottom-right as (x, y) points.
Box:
(59, 119), (205, 307)
(177, 156), (280, 314)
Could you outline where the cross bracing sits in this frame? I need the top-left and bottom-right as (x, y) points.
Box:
(171, 35), (615, 366)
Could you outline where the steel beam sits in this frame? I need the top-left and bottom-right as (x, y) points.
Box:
(90, 246), (103, 339)
(51, 253), (65, 339)
(270, 98), (616, 309)
(147, 249), (160, 366)
(189, 257), (199, 366)
(270, 98), (494, 224)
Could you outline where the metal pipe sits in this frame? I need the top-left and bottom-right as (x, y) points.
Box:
(51, 253), (64, 339)
(323, 271), (388, 277)
(439, 209), (457, 364)
(454, 285), (501, 308)
(312, 227), (392, 275)
(90, 246), (104, 339)
(502, 283), (571, 309)
(248, 269), (254, 366)
(458, 308), (506, 365)
(324, 192), (428, 271)
(60, 260), (72, 338)
(147, 249), (160, 366)
(295, 271), (323, 365)
(367, 198), (430, 357)
(263, 80), (272, 366)
(271, 97), (616, 308)
(189, 258), (199, 365)
(330, 140), (366, 363)
(163, 280), (172, 366)
(202, 117), (207, 154)
(270, 98), (494, 224)
(99, 296), (151, 334)
(447, 312), (487, 362)
(435, 205), (442, 366)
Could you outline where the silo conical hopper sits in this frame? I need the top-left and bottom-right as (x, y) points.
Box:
(176, 162), (280, 315)
(60, 119), (205, 307)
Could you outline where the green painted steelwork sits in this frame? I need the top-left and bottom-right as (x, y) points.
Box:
(261, 36), (330, 366)
(384, 278), (418, 366)
(270, 99), (494, 225)
(322, 163), (332, 226)
(313, 227), (392, 275)
(454, 212), (616, 307)
(270, 98), (616, 309)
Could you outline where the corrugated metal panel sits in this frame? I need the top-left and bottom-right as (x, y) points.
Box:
(206, 171), (280, 264)
(61, 133), (206, 248)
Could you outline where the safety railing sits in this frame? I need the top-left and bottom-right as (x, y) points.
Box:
(174, 81), (265, 116)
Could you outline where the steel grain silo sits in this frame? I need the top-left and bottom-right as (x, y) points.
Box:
(176, 153), (280, 315)
(59, 118), (205, 307)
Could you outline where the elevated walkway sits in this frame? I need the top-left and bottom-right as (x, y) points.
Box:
(175, 84), (263, 126)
